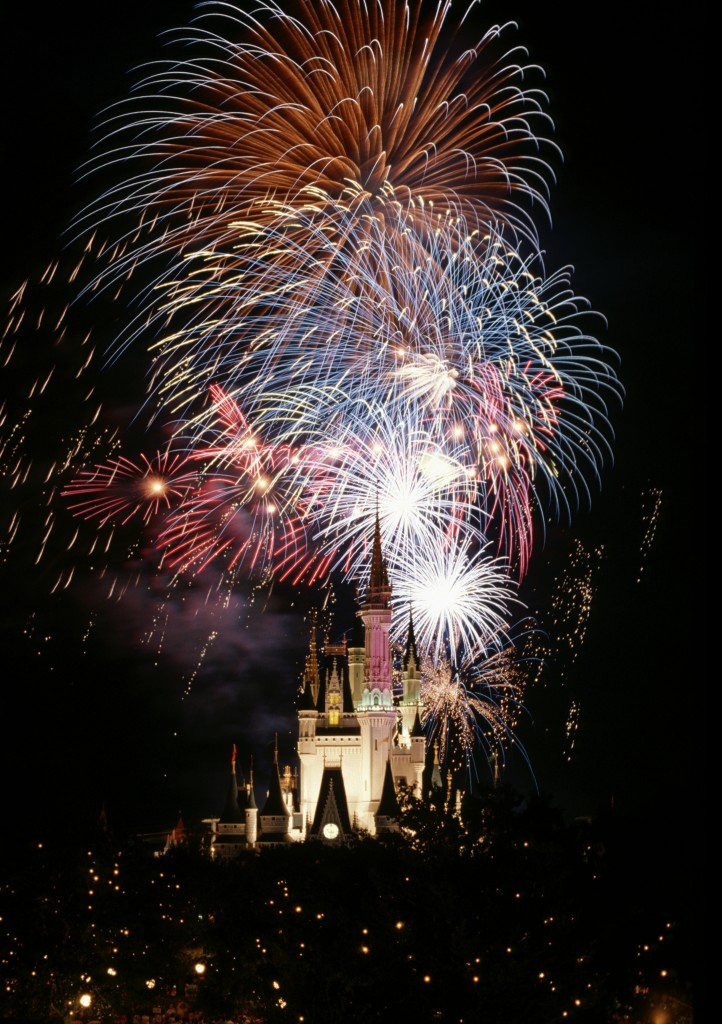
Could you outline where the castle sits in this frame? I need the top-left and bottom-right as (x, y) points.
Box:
(210, 517), (431, 855)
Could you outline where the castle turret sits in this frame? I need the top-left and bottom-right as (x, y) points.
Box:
(409, 706), (426, 798)
(403, 609), (421, 702)
(428, 742), (444, 802)
(245, 760), (258, 845)
(302, 610), (321, 706)
(258, 738), (293, 845)
(214, 745), (247, 859)
(398, 609), (422, 739)
(347, 614), (365, 706)
(298, 619), (320, 813)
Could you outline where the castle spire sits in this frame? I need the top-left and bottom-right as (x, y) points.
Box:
(366, 509), (391, 609)
(404, 607), (419, 667)
(248, 757), (257, 809)
(301, 610), (321, 706)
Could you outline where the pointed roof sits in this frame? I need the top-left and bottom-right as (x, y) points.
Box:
(376, 760), (401, 819)
(220, 775), (243, 823)
(298, 673), (317, 711)
(247, 763), (257, 810)
(219, 747), (244, 823)
(172, 815), (186, 843)
(429, 743), (443, 793)
(404, 609), (419, 668)
(315, 665), (327, 712)
(261, 742), (291, 818)
(237, 760), (258, 812)
(411, 705), (424, 738)
(309, 766), (353, 838)
(365, 510), (391, 609)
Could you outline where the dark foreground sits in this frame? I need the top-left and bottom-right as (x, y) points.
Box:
(0, 787), (694, 1024)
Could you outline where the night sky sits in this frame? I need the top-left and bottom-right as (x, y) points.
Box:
(0, 0), (701, 913)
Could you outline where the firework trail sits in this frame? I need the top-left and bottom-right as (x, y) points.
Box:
(0, 254), (259, 693)
(637, 486), (663, 583)
(0, 254), (122, 600)
(525, 537), (605, 762)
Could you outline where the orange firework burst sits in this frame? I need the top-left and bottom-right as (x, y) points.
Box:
(77, 0), (556, 291)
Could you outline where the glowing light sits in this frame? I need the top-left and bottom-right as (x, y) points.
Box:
(62, 450), (195, 526)
(392, 541), (519, 659)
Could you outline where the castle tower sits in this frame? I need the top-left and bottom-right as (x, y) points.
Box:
(258, 737), (293, 845)
(399, 609), (422, 740)
(358, 512), (394, 707)
(291, 518), (427, 839)
(409, 706), (426, 798)
(302, 610), (321, 707)
(356, 512), (399, 831)
(213, 745), (247, 859)
(347, 614), (365, 706)
(245, 760), (258, 846)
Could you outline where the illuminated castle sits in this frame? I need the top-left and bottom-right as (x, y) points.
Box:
(211, 517), (428, 854)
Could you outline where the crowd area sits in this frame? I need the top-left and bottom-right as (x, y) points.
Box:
(101, 1011), (264, 1019)
(94, 1012), (265, 1024)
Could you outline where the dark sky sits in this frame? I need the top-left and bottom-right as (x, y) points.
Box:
(0, 0), (701, 898)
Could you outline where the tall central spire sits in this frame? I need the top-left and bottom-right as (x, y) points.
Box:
(358, 510), (393, 703)
(366, 510), (391, 610)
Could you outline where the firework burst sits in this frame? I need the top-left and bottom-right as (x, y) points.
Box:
(421, 634), (532, 780)
(298, 408), (476, 580)
(62, 450), (196, 526)
(76, 0), (555, 293)
(143, 214), (619, 577)
(391, 539), (520, 661)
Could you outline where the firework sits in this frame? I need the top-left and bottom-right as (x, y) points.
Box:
(62, 0), (620, 592)
(62, 450), (196, 526)
(421, 635), (532, 780)
(145, 216), (619, 578)
(286, 407), (475, 576)
(75, 0), (554, 293)
(49, 0), (621, 713)
(391, 538), (520, 661)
